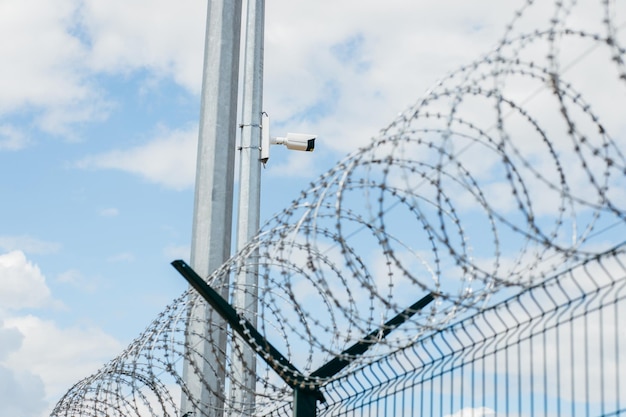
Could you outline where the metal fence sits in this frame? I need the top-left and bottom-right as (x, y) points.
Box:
(51, 246), (626, 417)
(296, 246), (626, 417)
(51, 1), (626, 416)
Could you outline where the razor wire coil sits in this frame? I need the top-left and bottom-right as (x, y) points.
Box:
(51, 1), (626, 416)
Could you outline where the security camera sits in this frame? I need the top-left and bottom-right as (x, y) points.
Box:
(260, 113), (317, 164)
(271, 133), (316, 152)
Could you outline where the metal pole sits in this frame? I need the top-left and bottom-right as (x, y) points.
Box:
(183, 0), (243, 416)
(230, 0), (265, 415)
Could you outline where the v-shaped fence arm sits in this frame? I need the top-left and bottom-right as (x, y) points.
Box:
(172, 260), (434, 417)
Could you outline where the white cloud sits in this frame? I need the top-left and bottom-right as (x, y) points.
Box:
(0, 124), (30, 151)
(0, 0), (85, 110)
(0, 0), (208, 138)
(3, 315), (122, 411)
(263, 1), (523, 153)
(0, 365), (47, 417)
(0, 251), (122, 416)
(76, 125), (198, 190)
(0, 323), (23, 360)
(0, 251), (122, 415)
(0, 320), (47, 417)
(81, 0), (206, 92)
(0, 0), (553, 165)
(0, 0), (109, 137)
(0, 251), (57, 311)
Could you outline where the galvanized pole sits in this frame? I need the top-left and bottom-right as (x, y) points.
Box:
(183, 0), (243, 416)
(230, 0), (265, 414)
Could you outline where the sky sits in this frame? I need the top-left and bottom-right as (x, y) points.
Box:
(3, 0), (621, 416)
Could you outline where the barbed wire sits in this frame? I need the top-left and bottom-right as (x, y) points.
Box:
(51, 1), (626, 416)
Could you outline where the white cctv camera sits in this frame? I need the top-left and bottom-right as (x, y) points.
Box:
(271, 133), (316, 152)
(260, 113), (316, 164)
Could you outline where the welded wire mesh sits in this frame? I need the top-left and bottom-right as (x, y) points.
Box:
(51, 0), (626, 416)
(259, 246), (625, 417)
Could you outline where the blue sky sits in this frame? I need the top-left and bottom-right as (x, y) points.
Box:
(6, 0), (624, 416)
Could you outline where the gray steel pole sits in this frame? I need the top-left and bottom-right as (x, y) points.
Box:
(230, 0), (265, 414)
(184, 0), (243, 416)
